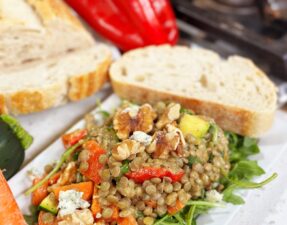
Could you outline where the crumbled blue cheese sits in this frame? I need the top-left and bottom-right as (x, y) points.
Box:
(130, 131), (152, 146)
(205, 190), (223, 203)
(58, 190), (90, 216)
(122, 105), (140, 118)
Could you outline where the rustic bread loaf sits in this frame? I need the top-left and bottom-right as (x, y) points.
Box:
(0, 0), (94, 71)
(0, 45), (112, 115)
(110, 45), (277, 137)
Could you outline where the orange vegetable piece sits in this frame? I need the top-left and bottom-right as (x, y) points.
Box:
(38, 211), (58, 225)
(62, 129), (87, 148)
(167, 199), (185, 215)
(145, 200), (157, 208)
(48, 171), (61, 185)
(52, 181), (94, 200)
(106, 205), (119, 222)
(80, 140), (106, 184)
(118, 215), (138, 225)
(0, 170), (26, 225)
(32, 178), (48, 206)
(91, 186), (101, 218)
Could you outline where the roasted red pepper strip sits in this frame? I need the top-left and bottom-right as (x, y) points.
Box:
(65, 0), (146, 51)
(62, 129), (88, 148)
(79, 140), (106, 184)
(125, 167), (184, 183)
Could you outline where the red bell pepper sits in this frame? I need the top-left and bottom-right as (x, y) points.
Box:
(62, 129), (88, 148)
(79, 140), (106, 184)
(125, 167), (184, 183)
(65, 0), (178, 51)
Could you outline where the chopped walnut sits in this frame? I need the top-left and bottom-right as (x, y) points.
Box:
(113, 104), (157, 140)
(147, 130), (180, 159)
(58, 209), (94, 225)
(57, 162), (77, 186)
(156, 103), (180, 129)
(147, 124), (186, 159)
(112, 139), (145, 161)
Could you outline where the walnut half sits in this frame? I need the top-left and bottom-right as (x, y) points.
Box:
(113, 104), (157, 140)
(112, 139), (145, 161)
(156, 103), (181, 129)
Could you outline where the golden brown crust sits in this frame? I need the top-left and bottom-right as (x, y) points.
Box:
(9, 81), (65, 115)
(27, 0), (83, 28)
(68, 56), (112, 101)
(4, 53), (112, 115)
(111, 80), (275, 137)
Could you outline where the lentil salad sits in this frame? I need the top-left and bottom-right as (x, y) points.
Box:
(25, 101), (277, 225)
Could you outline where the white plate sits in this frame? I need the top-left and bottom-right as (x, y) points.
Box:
(8, 94), (287, 224)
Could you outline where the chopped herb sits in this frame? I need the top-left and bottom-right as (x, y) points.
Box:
(188, 156), (201, 167)
(209, 124), (218, 143)
(98, 110), (110, 119)
(180, 107), (194, 115)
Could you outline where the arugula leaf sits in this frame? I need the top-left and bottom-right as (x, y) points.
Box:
(229, 160), (265, 180)
(226, 132), (259, 163)
(186, 206), (196, 225)
(222, 184), (245, 205)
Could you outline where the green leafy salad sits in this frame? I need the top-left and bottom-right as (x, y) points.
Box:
(24, 102), (276, 225)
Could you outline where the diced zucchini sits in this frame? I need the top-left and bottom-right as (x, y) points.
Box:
(179, 114), (210, 138)
(39, 193), (58, 215)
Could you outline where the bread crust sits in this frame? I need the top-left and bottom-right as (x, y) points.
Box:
(68, 56), (112, 101)
(26, 0), (83, 29)
(111, 79), (275, 137)
(2, 53), (112, 115)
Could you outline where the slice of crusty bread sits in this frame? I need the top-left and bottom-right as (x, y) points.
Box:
(110, 45), (277, 137)
(0, 44), (112, 115)
(0, 0), (94, 71)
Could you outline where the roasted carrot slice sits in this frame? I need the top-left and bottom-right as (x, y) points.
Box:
(91, 185), (101, 218)
(0, 170), (27, 225)
(38, 211), (58, 225)
(79, 140), (106, 184)
(52, 181), (93, 200)
(145, 200), (157, 208)
(106, 205), (119, 222)
(167, 199), (185, 215)
(118, 215), (138, 225)
(32, 178), (48, 206)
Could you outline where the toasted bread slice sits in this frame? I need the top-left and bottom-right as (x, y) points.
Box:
(110, 45), (277, 137)
(0, 45), (112, 115)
